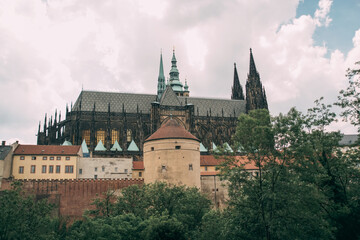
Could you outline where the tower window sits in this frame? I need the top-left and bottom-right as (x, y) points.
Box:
(175, 146), (181, 149)
(161, 165), (166, 172)
(151, 147), (154, 151)
(79, 168), (82, 174)
(189, 164), (193, 171)
(102, 166), (105, 172)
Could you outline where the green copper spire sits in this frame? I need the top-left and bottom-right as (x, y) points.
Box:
(157, 51), (166, 100)
(169, 49), (183, 94)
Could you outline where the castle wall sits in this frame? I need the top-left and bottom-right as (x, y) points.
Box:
(200, 175), (229, 209)
(1, 178), (143, 218)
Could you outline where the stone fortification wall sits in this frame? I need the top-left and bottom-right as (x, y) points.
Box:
(1, 178), (143, 218)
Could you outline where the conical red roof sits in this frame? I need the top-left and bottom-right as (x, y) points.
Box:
(145, 119), (199, 142)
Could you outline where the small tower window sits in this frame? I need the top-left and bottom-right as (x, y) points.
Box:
(175, 145), (181, 150)
(151, 147), (154, 151)
(189, 164), (193, 171)
(161, 165), (166, 172)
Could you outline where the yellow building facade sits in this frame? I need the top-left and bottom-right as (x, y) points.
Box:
(144, 118), (200, 188)
(12, 145), (80, 180)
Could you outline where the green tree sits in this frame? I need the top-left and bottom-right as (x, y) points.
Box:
(336, 61), (360, 131)
(220, 108), (333, 240)
(69, 182), (211, 239)
(0, 182), (57, 240)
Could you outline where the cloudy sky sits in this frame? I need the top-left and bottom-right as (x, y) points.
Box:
(0, 0), (359, 144)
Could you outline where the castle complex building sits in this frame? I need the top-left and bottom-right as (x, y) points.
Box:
(37, 49), (268, 153)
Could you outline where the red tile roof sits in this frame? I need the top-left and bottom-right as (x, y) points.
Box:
(14, 145), (80, 155)
(200, 155), (257, 170)
(133, 161), (144, 170)
(145, 118), (199, 142)
(201, 171), (219, 176)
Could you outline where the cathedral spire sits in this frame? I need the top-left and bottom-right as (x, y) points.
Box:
(168, 49), (184, 96)
(245, 48), (268, 112)
(249, 48), (258, 76)
(157, 51), (166, 100)
(231, 63), (244, 100)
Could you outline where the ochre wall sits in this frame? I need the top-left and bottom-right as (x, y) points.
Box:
(12, 155), (77, 179)
(200, 175), (228, 209)
(144, 139), (200, 188)
(1, 178), (143, 218)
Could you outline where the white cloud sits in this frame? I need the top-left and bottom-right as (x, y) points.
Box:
(0, 0), (359, 144)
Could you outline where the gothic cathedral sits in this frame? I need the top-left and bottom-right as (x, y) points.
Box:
(37, 49), (268, 153)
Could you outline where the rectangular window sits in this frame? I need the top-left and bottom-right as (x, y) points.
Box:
(139, 172), (142, 177)
(96, 130), (105, 144)
(126, 129), (132, 142)
(43, 156), (47, 160)
(124, 169), (128, 173)
(31, 156), (36, 160)
(56, 156), (61, 160)
(20, 156), (25, 160)
(82, 129), (90, 145)
(115, 167), (118, 172)
(50, 157), (54, 160)
(175, 145), (181, 149)
(42, 165), (47, 173)
(56, 165), (61, 173)
(189, 164), (193, 171)
(94, 175), (98, 179)
(49, 165), (54, 173)
(30, 165), (36, 173)
(151, 147), (154, 151)
(79, 168), (83, 174)
(102, 166), (105, 172)
(66, 157), (70, 160)
(65, 165), (74, 173)
(111, 129), (119, 145)
(205, 166), (208, 171)
(19, 166), (24, 174)
(95, 167), (98, 172)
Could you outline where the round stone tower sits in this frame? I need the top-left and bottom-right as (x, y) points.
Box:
(143, 118), (200, 188)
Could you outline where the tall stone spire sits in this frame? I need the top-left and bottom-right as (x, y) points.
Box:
(245, 48), (268, 112)
(169, 49), (184, 95)
(157, 51), (166, 100)
(231, 63), (244, 100)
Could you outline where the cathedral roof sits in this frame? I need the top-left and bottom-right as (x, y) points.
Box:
(72, 90), (245, 117)
(160, 85), (181, 106)
(145, 118), (200, 142)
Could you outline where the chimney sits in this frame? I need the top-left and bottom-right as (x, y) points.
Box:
(2, 141), (5, 146)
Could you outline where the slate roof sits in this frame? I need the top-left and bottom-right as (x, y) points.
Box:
(72, 90), (246, 117)
(179, 96), (245, 117)
(14, 145), (81, 155)
(145, 118), (200, 142)
(339, 134), (358, 146)
(160, 85), (181, 106)
(73, 91), (157, 113)
(0, 146), (12, 160)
